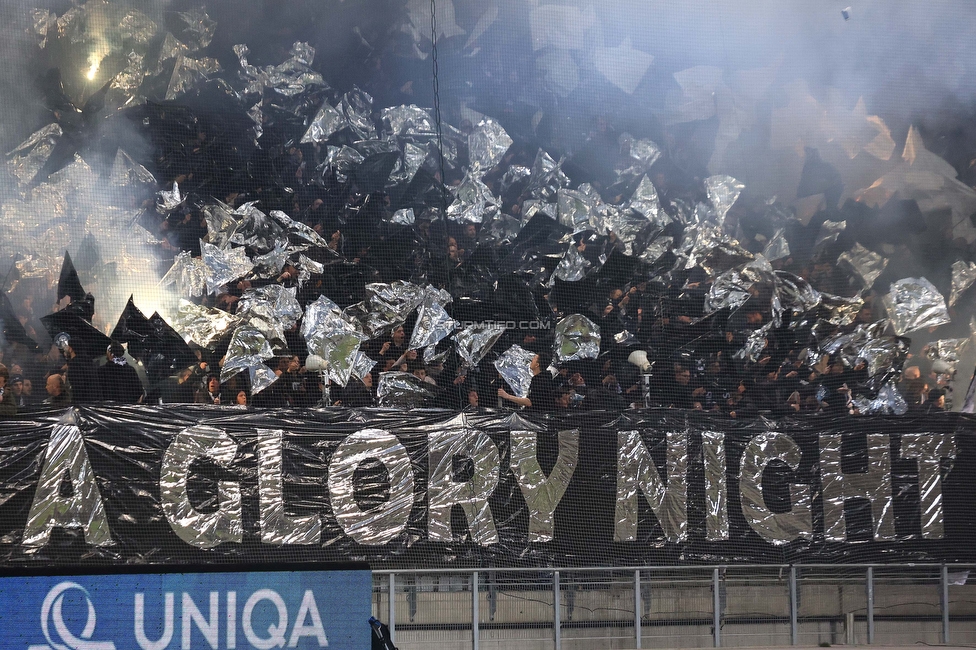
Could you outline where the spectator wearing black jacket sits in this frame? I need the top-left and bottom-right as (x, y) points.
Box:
(0, 364), (16, 416)
(62, 338), (102, 405)
(194, 375), (223, 404)
(43, 373), (71, 408)
(8, 375), (28, 410)
(96, 343), (143, 404)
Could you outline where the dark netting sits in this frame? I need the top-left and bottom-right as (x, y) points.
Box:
(0, 0), (974, 569)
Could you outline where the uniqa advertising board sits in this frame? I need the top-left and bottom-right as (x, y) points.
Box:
(0, 567), (372, 650)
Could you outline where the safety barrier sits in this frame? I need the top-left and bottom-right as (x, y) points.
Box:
(371, 564), (976, 650)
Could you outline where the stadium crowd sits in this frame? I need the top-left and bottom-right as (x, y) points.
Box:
(1, 1), (974, 419)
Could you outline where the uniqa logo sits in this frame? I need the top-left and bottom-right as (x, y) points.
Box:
(28, 581), (116, 650)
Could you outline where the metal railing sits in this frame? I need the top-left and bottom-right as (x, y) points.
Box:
(370, 564), (976, 650)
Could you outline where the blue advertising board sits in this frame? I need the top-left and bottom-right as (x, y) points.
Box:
(0, 566), (372, 650)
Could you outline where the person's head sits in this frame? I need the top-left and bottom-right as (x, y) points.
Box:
(529, 355), (542, 376)
(361, 372), (373, 388)
(235, 390), (248, 405)
(0, 363), (7, 389)
(412, 366), (427, 380)
(107, 341), (125, 360)
(23, 378), (32, 395)
(207, 375), (220, 393)
(674, 365), (691, 386)
(467, 389), (478, 407)
(554, 387), (574, 409)
(928, 389), (946, 409)
(57, 335), (76, 360)
(391, 325), (405, 346)
(463, 223), (477, 239)
(46, 373), (63, 397)
(177, 367), (194, 383)
(10, 375), (23, 396)
(904, 366), (921, 380)
(286, 355), (300, 372)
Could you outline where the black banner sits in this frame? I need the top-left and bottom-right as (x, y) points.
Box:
(0, 406), (974, 569)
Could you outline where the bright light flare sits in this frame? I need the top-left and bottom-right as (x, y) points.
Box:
(86, 53), (101, 81)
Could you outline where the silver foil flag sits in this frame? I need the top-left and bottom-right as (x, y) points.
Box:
(526, 149), (569, 201)
(408, 287), (458, 350)
(705, 258), (774, 314)
(552, 241), (591, 282)
(237, 285), (303, 351)
(200, 242), (254, 295)
(468, 118), (513, 175)
(854, 383), (908, 416)
(455, 323), (506, 369)
(820, 292), (865, 326)
(301, 101), (347, 143)
(349, 351), (377, 384)
(173, 300), (241, 350)
(391, 208), (416, 225)
(640, 235), (673, 264)
(6, 123), (61, 184)
(364, 281), (426, 337)
(705, 175), (744, 226)
(202, 201), (239, 249)
(381, 105), (435, 136)
(157, 181), (184, 213)
(922, 338), (970, 373)
(176, 8), (216, 50)
(160, 251), (208, 299)
(838, 243), (888, 289)
(616, 134), (663, 182)
(110, 149), (156, 187)
(774, 271), (822, 321)
(220, 325), (278, 395)
(337, 88), (377, 140)
(627, 175), (670, 228)
(949, 260), (976, 307)
(302, 296), (368, 388)
(762, 229), (791, 262)
(269, 210), (330, 248)
(377, 371), (435, 407)
(165, 55), (221, 100)
(494, 344), (538, 399)
(813, 220), (846, 256)
(735, 323), (773, 363)
(557, 187), (599, 234)
(883, 277), (951, 335)
(553, 314), (601, 362)
(296, 254), (324, 288)
(446, 172), (500, 224)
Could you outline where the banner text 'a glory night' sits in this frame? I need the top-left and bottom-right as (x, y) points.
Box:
(0, 406), (973, 567)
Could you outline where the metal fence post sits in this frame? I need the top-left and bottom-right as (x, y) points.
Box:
(941, 564), (950, 644)
(789, 566), (798, 645)
(554, 570), (561, 650)
(389, 573), (396, 644)
(635, 569), (642, 649)
(472, 571), (479, 650)
(866, 567), (874, 645)
(713, 567), (721, 648)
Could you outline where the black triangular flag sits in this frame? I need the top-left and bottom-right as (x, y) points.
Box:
(57, 251), (87, 304)
(0, 291), (39, 351)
